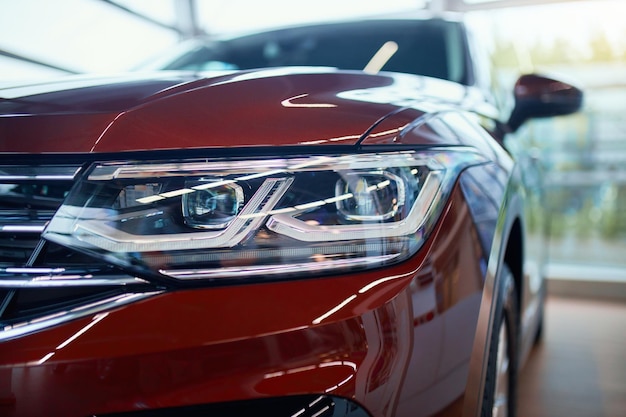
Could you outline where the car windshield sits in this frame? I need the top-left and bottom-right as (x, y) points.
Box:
(156, 19), (470, 85)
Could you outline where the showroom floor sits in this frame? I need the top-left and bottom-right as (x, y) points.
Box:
(517, 296), (626, 417)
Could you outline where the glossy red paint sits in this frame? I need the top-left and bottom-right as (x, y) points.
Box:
(0, 14), (589, 417)
(0, 71), (478, 154)
(90, 72), (407, 152)
(0, 15), (586, 417)
(0, 113), (117, 154)
(0, 185), (484, 417)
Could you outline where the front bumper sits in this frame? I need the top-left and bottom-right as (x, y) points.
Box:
(0, 184), (485, 417)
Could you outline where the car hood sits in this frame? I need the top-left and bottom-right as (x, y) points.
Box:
(0, 69), (472, 153)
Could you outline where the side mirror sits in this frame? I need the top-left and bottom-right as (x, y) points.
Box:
(507, 74), (583, 132)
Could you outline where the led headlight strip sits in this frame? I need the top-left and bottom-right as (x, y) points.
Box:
(43, 149), (486, 281)
(53, 177), (293, 253)
(265, 171), (441, 242)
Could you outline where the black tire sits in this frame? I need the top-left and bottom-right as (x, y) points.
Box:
(481, 264), (519, 417)
(533, 304), (544, 346)
(533, 280), (546, 345)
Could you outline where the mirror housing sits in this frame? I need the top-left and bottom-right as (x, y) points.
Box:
(507, 74), (583, 132)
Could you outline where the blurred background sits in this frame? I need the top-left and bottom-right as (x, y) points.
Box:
(1, 0), (625, 294)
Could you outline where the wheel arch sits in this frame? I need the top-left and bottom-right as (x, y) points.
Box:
(462, 159), (526, 417)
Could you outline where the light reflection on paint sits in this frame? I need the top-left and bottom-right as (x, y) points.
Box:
(28, 312), (109, 366)
(263, 360), (358, 379)
(312, 294), (357, 325)
(281, 93), (337, 108)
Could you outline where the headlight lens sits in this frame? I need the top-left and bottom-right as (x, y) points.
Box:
(43, 149), (485, 282)
(182, 180), (245, 229)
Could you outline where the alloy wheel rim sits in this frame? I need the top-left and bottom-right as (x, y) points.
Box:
(493, 319), (510, 417)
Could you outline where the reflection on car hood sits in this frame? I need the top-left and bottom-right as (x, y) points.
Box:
(0, 68), (471, 153)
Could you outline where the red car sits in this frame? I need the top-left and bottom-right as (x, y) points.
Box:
(0, 16), (581, 417)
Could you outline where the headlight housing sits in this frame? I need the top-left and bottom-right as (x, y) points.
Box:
(43, 149), (485, 283)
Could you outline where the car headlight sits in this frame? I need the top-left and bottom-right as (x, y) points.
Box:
(43, 149), (485, 283)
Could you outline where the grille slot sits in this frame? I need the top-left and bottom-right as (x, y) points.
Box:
(0, 165), (79, 267)
(1, 286), (125, 323)
(0, 162), (162, 339)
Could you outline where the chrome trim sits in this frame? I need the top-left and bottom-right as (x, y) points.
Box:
(161, 254), (401, 280)
(0, 225), (46, 233)
(0, 165), (81, 181)
(0, 268), (149, 287)
(0, 291), (163, 341)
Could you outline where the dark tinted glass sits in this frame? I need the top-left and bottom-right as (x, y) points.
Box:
(166, 19), (469, 84)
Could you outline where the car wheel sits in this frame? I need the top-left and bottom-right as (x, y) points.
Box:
(481, 264), (518, 417)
